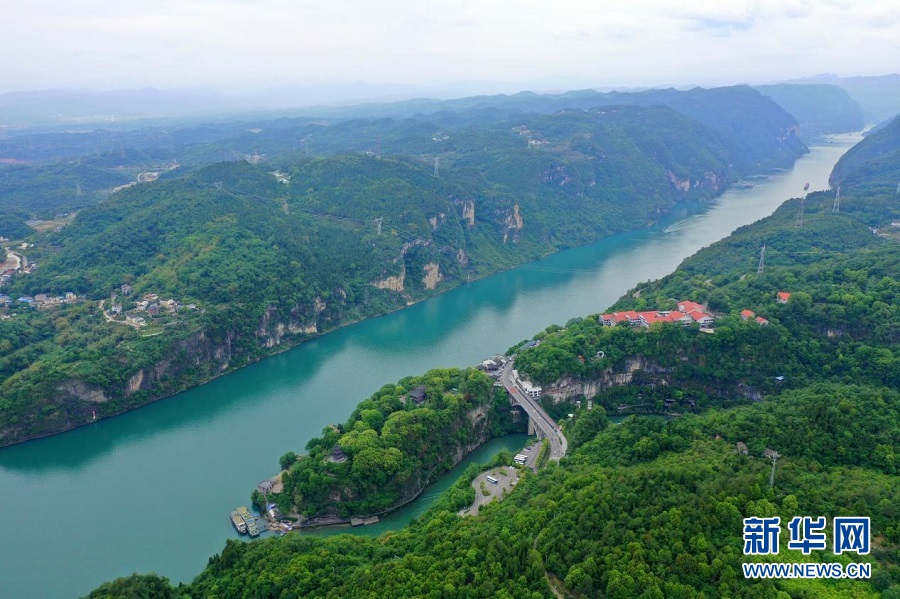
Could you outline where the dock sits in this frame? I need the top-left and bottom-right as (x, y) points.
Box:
(230, 509), (247, 534)
(237, 506), (260, 537)
(350, 516), (380, 526)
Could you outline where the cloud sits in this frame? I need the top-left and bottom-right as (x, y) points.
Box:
(0, 0), (897, 93)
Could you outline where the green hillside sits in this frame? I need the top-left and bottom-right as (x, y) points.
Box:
(86, 97), (900, 599)
(754, 84), (864, 139)
(0, 103), (760, 446)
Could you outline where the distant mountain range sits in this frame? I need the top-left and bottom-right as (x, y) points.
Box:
(2, 73), (897, 129)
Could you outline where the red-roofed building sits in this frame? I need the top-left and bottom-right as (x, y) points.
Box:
(600, 302), (712, 328)
(755, 316), (770, 325)
(678, 300), (704, 314)
(599, 312), (631, 326)
(776, 292), (791, 304)
(740, 309), (755, 320)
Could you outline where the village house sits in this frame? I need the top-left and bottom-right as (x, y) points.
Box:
(409, 385), (427, 406)
(125, 315), (146, 327)
(777, 291), (791, 304)
(740, 309), (755, 320)
(755, 316), (770, 325)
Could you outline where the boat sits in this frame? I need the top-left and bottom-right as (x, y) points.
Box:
(230, 509), (248, 534)
(237, 506), (260, 537)
(804, 182), (810, 191)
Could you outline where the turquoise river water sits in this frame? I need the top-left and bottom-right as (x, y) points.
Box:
(0, 134), (858, 598)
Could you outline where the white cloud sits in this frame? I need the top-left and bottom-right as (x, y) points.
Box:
(0, 0), (897, 93)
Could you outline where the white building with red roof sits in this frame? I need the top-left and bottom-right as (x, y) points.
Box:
(600, 301), (713, 329)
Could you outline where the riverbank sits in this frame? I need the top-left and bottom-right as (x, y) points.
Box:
(0, 173), (750, 450)
(0, 135), (858, 599)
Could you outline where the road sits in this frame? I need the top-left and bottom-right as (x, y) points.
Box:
(500, 359), (568, 464)
(461, 466), (519, 516)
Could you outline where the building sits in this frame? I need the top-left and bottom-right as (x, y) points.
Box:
(409, 385), (427, 406)
(740, 309), (755, 320)
(600, 301), (713, 329)
(776, 291), (791, 304)
(480, 356), (506, 371)
(755, 316), (769, 325)
(512, 370), (542, 398)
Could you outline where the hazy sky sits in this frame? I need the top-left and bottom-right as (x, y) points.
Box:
(2, 0), (898, 94)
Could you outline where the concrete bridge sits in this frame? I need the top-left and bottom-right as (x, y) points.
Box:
(499, 360), (568, 465)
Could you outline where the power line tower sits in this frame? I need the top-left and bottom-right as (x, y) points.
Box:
(796, 196), (805, 227)
(895, 182), (899, 198)
(374, 216), (383, 235)
(375, 137), (381, 159)
(832, 185), (841, 213)
(433, 157), (440, 177)
(757, 244), (766, 275)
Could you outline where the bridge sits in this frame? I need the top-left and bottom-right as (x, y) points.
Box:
(499, 360), (567, 467)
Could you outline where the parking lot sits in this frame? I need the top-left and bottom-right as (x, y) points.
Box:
(462, 466), (519, 516)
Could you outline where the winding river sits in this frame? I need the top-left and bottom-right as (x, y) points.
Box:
(0, 134), (859, 598)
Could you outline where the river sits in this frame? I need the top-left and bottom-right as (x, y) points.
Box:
(0, 134), (858, 598)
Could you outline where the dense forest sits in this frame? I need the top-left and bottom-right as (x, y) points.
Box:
(87, 391), (899, 598)
(0, 89), (809, 447)
(85, 92), (898, 598)
(268, 367), (520, 519)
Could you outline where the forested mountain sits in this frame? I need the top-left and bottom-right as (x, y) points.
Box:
(0, 101), (790, 446)
(754, 84), (864, 139)
(789, 73), (900, 126)
(87, 127), (899, 599)
(0, 84), (806, 222)
(829, 115), (900, 230)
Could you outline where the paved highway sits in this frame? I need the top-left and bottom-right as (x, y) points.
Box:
(500, 360), (568, 464)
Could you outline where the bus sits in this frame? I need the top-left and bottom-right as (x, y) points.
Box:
(514, 454), (528, 465)
(486, 476), (499, 484)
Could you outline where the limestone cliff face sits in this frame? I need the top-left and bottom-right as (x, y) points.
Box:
(422, 262), (442, 290)
(503, 203), (524, 244)
(373, 268), (405, 292)
(541, 354), (765, 405)
(57, 380), (108, 403)
(666, 170), (692, 192)
(125, 329), (237, 398)
(667, 169), (726, 195)
(543, 356), (672, 402)
(462, 200), (476, 227)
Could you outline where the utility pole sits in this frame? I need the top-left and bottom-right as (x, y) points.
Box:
(832, 186), (841, 213)
(766, 449), (781, 489)
(757, 244), (766, 275)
